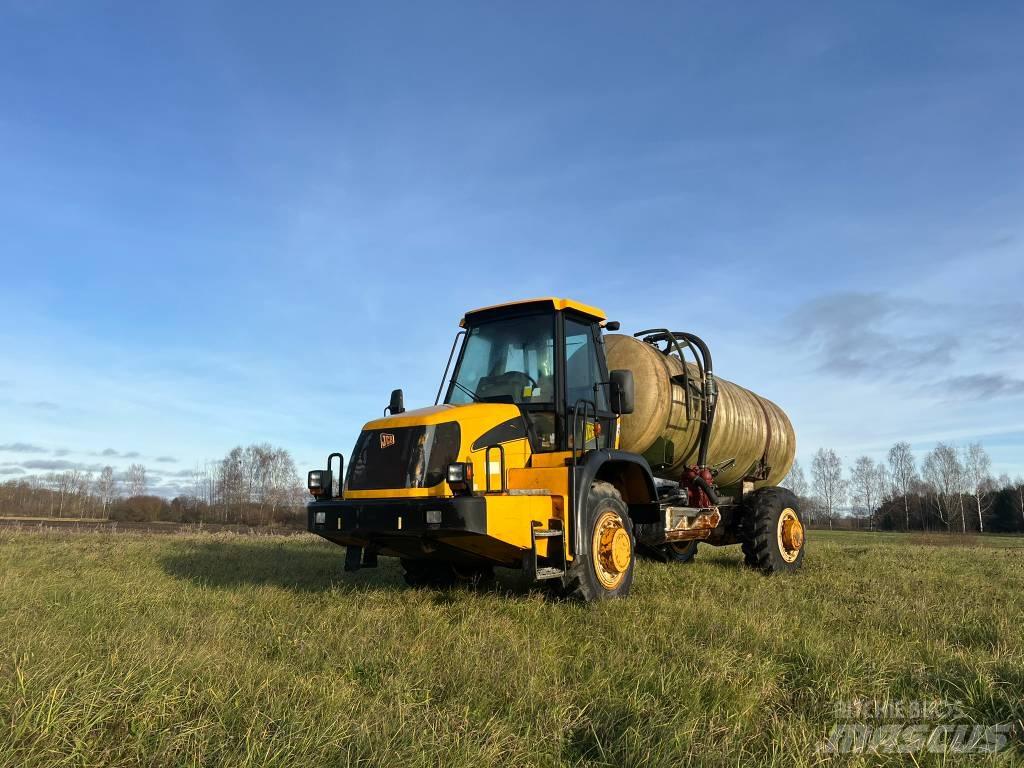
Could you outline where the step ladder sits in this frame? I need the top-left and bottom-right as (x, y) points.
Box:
(527, 521), (567, 581)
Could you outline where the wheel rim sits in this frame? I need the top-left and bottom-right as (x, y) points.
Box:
(593, 510), (631, 590)
(777, 508), (804, 563)
(669, 541), (695, 555)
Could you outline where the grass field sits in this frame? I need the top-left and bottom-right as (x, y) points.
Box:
(1, 528), (1021, 767)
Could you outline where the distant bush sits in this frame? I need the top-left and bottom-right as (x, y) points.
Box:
(109, 495), (172, 523)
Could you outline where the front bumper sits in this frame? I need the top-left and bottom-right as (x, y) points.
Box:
(308, 495), (487, 537)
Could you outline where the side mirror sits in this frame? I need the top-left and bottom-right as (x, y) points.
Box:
(387, 388), (405, 415)
(604, 320), (621, 332)
(609, 369), (634, 415)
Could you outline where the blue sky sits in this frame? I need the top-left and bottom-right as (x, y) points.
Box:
(1, 1), (1022, 495)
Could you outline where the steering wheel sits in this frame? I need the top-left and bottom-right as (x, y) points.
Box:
(500, 370), (538, 388)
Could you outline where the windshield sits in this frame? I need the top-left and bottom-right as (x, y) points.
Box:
(446, 314), (555, 405)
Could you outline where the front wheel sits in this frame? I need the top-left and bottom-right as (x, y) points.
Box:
(740, 487), (806, 573)
(560, 481), (635, 601)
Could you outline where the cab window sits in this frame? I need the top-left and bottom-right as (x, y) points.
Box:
(447, 314), (555, 405)
(565, 318), (609, 411)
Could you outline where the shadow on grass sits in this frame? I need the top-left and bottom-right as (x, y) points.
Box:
(160, 538), (540, 598)
(160, 539), (405, 593)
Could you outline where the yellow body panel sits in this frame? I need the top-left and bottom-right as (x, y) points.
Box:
(344, 399), (580, 559)
(345, 487), (448, 499)
(528, 451), (573, 468)
(507, 467), (570, 496)
(461, 296), (606, 326)
(483, 495), (557, 554)
(507, 466), (571, 560)
(346, 402), (523, 498)
(470, 437), (529, 494)
(362, 403), (518, 430)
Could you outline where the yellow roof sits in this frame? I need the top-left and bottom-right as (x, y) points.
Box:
(461, 297), (606, 326)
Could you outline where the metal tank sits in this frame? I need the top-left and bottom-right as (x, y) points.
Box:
(605, 334), (795, 488)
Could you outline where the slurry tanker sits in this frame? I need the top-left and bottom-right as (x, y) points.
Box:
(307, 298), (803, 601)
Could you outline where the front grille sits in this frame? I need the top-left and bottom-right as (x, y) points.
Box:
(346, 423), (461, 491)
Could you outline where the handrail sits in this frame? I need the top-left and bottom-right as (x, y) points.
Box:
(634, 328), (718, 468)
(327, 452), (344, 499)
(636, 328), (701, 423)
(570, 398), (598, 466)
(484, 444), (506, 493)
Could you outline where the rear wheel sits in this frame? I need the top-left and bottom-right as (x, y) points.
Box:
(740, 487), (805, 573)
(662, 539), (699, 563)
(560, 482), (635, 601)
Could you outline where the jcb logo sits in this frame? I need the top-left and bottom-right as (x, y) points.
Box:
(379, 433), (396, 449)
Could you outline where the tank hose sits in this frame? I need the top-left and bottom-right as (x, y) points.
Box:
(694, 475), (720, 506)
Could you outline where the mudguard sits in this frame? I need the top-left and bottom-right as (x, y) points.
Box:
(571, 450), (660, 556)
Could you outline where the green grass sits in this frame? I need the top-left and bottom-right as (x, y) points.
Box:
(1, 529), (1021, 767)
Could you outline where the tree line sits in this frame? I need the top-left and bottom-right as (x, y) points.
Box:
(783, 442), (1024, 534)
(0, 444), (307, 527)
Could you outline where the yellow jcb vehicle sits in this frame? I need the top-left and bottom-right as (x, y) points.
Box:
(307, 297), (805, 601)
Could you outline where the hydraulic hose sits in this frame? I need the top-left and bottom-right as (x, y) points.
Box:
(693, 474), (720, 506)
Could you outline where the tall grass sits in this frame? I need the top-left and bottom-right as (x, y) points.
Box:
(0, 529), (1021, 767)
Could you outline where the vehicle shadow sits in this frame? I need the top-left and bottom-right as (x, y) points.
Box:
(159, 538), (540, 598)
(159, 538), (405, 593)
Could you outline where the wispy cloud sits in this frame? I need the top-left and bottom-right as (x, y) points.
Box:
(96, 448), (141, 459)
(28, 400), (59, 410)
(10, 459), (105, 472)
(789, 292), (952, 378)
(0, 442), (48, 453)
(0, 467), (25, 475)
(789, 292), (1024, 397)
(931, 374), (1024, 401)
(155, 456), (178, 463)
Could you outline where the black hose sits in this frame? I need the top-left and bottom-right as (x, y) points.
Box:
(693, 475), (720, 506)
(675, 332), (716, 468)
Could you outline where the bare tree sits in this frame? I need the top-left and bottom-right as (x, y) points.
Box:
(887, 442), (917, 531)
(811, 448), (847, 529)
(922, 443), (966, 532)
(94, 466), (118, 515)
(850, 456), (887, 530)
(74, 471), (93, 517)
(782, 459), (809, 498)
(126, 463), (148, 498)
(1016, 476), (1024, 528)
(48, 470), (83, 518)
(213, 444), (304, 525)
(963, 442), (992, 533)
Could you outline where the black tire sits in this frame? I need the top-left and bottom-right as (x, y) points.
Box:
(400, 559), (494, 589)
(739, 487), (806, 573)
(662, 540), (699, 563)
(559, 481), (635, 602)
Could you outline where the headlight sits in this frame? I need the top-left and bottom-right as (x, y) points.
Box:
(446, 462), (474, 494)
(308, 469), (333, 497)
(314, 511), (326, 525)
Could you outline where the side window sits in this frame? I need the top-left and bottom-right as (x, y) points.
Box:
(565, 319), (609, 412)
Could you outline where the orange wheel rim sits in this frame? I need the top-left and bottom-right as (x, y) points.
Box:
(778, 508), (804, 563)
(593, 510), (631, 589)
